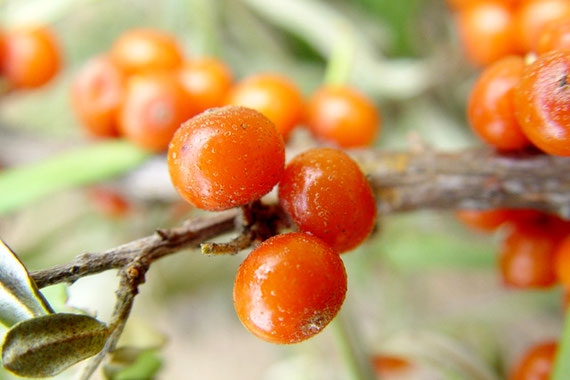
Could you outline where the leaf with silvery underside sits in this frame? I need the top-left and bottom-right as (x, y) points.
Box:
(0, 239), (53, 327)
(2, 313), (110, 378)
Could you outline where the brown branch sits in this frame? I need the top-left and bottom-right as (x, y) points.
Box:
(355, 148), (570, 217)
(29, 210), (238, 288)
(29, 149), (570, 290)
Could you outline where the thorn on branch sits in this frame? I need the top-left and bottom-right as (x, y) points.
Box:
(154, 228), (169, 240)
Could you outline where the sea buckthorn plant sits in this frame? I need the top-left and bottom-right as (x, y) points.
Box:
(1, 1), (570, 379)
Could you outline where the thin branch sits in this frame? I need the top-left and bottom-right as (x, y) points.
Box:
(30, 210), (238, 288)
(357, 148), (570, 217)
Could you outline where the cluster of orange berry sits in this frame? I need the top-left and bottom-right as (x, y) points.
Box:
(449, 0), (570, 66)
(72, 27), (381, 152)
(167, 106), (376, 344)
(0, 25), (60, 90)
(452, 3), (570, 155)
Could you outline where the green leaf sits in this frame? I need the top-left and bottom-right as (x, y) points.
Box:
(0, 140), (150, 215)
(104, 347), (162, 380)
(2, 313), (110, 378)
(0, 240), (53, 327)
(553, 308), (570, 380)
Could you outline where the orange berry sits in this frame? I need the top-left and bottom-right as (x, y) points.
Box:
(555, 235), (570, 286)
(1, 26), (60, 89)
(305, 85), (380, 148)
(467, 56), (530, 150)
(447, 0), (520, 11)
(225, 73), (304, 139)
(71, 55), (125, 138)
(178, 57), (233, 116)
(514, 0), (570, 53)
(514, 50), (570, 156)
(537, 17), (570, 54)
(455, 2), (517, 66)
(168, 106), (285, 211)
(118, 72), (190, 152)
(88, 187), (130, 219)
(372, 355), (412, 377)
(278, 148), (376, 253)
(456, 209), (516, 231)
(233, 232), (347, 344)
(509, 341), (557, 380)
(499, 223), (559, 288)
(110, 28), (183, 75)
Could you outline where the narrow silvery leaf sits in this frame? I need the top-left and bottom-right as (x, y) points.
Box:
(0, 239), (53, 327)
(2, 313), (110, 378)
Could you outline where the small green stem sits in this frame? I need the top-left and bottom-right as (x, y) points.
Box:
(330, 309), (377, 380)
(323, 25), (355, 86)
(552, 306), (570, 380)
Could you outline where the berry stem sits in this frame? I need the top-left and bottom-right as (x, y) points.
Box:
(552, 309), (570, 380)
(330, 310), (377, 380)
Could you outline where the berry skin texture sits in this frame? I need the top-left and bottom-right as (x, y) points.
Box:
(509, 341), (557, 380)
(467, 56), (530, 150)
(2, 26), (60, 89)
(455, 2), (517, 66)
(110, 28), (183, 75)
(499, 224), (559, 288)
(178, 57), (233, 117)
(71, 55), (125, 138)
(278, 148), (376, 253)
(168, 106), (285, 211)
(225, 73), (304, 139)
(514, 50), (570, 156)
(555, 235), (570, 286)
(306, 86), (380, 148)
(537, 18), (570, 54)
(118, 72), (190, 152)
(233, 232), (347, 344)
(514, 0), (570, 53)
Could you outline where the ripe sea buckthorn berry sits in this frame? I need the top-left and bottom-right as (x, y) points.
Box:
(455, 2), (517, 66)
(467, 56), (530, 150)
(278, 148), (376, 253)
(225, 73), (304, 139)
(178, 57), (233, 116)
(118, 72), (190, 152)
(110, 28), (183, 75)
(509, 341), (557, 380)
(305, 85), (380, 148)
(554, 235), (570, 286)
(514, 0), (570, 53)
(499, 223), (559, 288)
(88, 187), (131, 219)
(456, 208), (516, 231)
(537, 18), (570, 54)
(514, 50), (570, 156)
(71, 55), (125, 138)
(168, 106), (285, 211)
(1, 26), (60, 89)
(233, 232), (347, 344)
